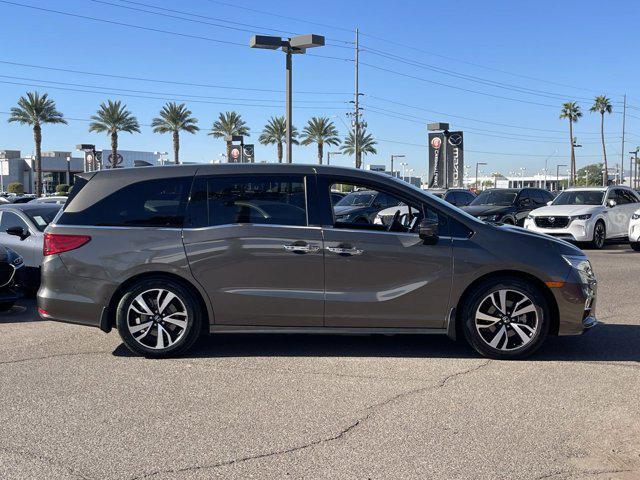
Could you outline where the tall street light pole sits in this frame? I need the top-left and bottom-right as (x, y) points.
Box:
(250, 34), (325, 164)
(390, 154), (405, 178)
(630, 147), (639, 189)
(475, 162), (487, 191)
(556, 164), (567, 190)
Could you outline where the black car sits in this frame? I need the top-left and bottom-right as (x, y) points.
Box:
(428, 188), (477, 207)
(0, 244), (24, 312)
(461, 188), (554, 226)
(333, 189), (403, 224)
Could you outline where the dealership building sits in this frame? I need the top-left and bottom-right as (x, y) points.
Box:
(0, 149), (168, 193)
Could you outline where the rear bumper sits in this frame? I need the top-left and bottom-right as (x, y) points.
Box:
(37, 255), (116, 329)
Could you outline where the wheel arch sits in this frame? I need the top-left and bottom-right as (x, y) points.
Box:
(100, 271), (212, 333)
(453, 270), (560, 340)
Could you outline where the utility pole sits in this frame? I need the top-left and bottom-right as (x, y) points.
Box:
(475, 162), (487, 191)
(630, 148), (639, 189)
(354, 28), (361, 169)
(621, 94), (627, 185)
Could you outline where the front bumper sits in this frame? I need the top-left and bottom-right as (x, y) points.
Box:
(524, 218), (593, 242)
(554, 266), (598, 335)
(629, 222), (640, 243)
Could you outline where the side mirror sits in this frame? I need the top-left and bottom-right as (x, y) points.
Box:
(418, 219), (439, 245)
(6, 226), (29, 240)
(607, 199), (617, 208)
(546, 200), (553, 206)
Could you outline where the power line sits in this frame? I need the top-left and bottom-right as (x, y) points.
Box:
(0, 79), (352, 109)
(358, 31), (604, 95)
(0, 74), (349, 104)
(0, 1), (354, 61)
(89, 0), (352, 47)
(200, 0), (354, 34)
(360, 61), (562, 109)
(0, 60), (351, 95)
(362, 47), (594, 103)
(368, 95), (616, 135)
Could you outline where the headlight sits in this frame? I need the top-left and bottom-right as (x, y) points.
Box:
(479, 214), (500, 222)
(632, 213), (640, 220)
(562, 254), (595, 283)
(570, 214), (592, 221)
(526, 214), (534, 220)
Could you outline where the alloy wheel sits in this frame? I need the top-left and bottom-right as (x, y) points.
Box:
(474, 289), (539, 351)
(594, 223), (605, 248)
(126, 288), (189, 350)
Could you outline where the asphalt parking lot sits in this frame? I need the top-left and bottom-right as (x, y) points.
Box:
(1, 245), (638, 480)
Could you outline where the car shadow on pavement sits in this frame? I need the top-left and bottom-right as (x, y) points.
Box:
(112, 323), (640, 362)
(0, 300), (42, 324)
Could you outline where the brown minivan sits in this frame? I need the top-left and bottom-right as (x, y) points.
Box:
(38, 164), (597, 359)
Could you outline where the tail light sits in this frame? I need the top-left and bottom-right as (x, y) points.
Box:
(43, 233), (91, 256)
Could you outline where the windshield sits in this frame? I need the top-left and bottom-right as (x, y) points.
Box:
(471, 190), (517, 206)
(335, 192), (375, 207)
(25, 207), (61, 231)
(552, 190), (604, 206)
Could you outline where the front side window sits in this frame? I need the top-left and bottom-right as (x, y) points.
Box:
(57, 177), (191, 227)
(187, 176), (307, 227)
(330, 181), (428, 233)
(617, 189), (638, 205)
(0, 211), (29, 232)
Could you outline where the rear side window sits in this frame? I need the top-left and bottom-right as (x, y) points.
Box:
(186, 175), (307, 228)
(57, 177), (191, 227)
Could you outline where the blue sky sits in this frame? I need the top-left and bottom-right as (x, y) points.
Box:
(1, 0), (639, 180)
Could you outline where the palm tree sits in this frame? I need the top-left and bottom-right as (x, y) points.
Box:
(258, 116), (299, 163)
(151, 102), (199, 164)
(89, 100), (140, 168)
(8, 92), (67, 196)
(300, 117), (340, 165)
(341, 127), (378, 167)
(589, 95), (613, 186)
(208, 111), (250, 162)
(559, 102), (582, 186)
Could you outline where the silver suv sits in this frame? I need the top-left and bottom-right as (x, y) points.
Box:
(38, 164), (598, 359)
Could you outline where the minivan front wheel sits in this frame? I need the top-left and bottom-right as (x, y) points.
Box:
(461, 278), (549, 359)
(116, 278), (202, 358)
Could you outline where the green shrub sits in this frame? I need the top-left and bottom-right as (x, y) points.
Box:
(55, 183), (70, 194)
(7, 182), (23, 194)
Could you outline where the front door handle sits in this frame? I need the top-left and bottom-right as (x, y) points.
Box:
(326, 246), (364, 256)
(283, 244), (320, 254)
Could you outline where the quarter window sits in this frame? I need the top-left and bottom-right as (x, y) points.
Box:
(187, 176), (307, 227)
(57, 177), (191, 227)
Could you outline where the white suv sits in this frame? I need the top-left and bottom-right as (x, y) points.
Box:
(524, 186), (640, 249)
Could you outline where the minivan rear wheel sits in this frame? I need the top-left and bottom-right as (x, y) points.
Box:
(460, 277), (549, 360)
(116, 278), (202, 358)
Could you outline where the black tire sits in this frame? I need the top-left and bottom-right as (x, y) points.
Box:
(589, 221), (606, 249)
(116, 277), (203, 358)
(631, 242), (640, 251)
(0, 302), (15, 312)
(460, 277), (550, 360)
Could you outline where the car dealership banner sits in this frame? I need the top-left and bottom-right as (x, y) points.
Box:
(428, 131), (464, 188)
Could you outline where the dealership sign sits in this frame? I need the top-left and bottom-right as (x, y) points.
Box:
(428, 131), (464, 188)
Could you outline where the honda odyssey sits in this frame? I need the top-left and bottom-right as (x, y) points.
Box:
(38, 164), (597, 359)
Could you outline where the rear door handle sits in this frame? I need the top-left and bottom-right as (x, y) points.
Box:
(326, 246), (364, 256)
(283, 244), (321, 254)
